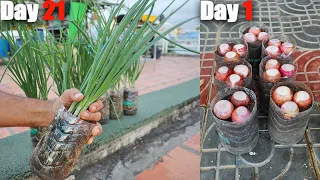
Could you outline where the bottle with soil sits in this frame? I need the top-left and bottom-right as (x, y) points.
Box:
(123, 87), (138, 115)
(239, 23), (270, 75)
(210, 87), (259, 154)
(30, 127), (49, 147)
(98, 92), (110, 125)
(268, 82), (314, 145)
(259, 56), (297, 113)
(30, 106), (96, 180)
(110, 89), (124, 119)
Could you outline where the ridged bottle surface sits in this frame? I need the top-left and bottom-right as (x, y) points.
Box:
(109, 89), (124, 119)
(210, 87), (259, 155)
(123, 87), (138, 115)
(30, 106), (95, 180)
(268, 82), (314, 145)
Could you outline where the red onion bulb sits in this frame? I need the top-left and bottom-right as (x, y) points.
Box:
(265, 46), (281, 58)
(258, 32), (269, 41)
(263, 69), (281, 83)
(268, 39), (281, 47)
(248, 26), (261, 36)
(281, 101), (299, 119)
(224, 51), (240, 63)
(234, 65), (250, 79)
(218, 43), (232, 56)
(280, 42), (294, 55)
(272, 86), (293, 106)
(265, 59), (281, 70)
(231, 91), (250, 107)
(213, 100), (234, 120)
(232, 106), (251, 124)
(216, 66), (233, 82)
(232, 44), (247, 57)
(293, 91), (312, 109)
(280, 64), (296, 78)
(226, 74), (244, 87)
(243, 33), (258, 43)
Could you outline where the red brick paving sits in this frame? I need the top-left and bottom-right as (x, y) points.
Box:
(200, 52), (214, 107)
(183, 132), (200, 152)
(0, 56), (199, 139)
(0, 128), (10, 139)
(136, 147), (200, 180)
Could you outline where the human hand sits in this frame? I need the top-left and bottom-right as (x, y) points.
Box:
(52, 88), (103, 144)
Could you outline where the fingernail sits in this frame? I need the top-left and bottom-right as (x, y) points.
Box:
(82, 111), (89, 118)
(94, 128), (100, 134)
(92, 106), (97, 111)
(74, 93), (83, 98)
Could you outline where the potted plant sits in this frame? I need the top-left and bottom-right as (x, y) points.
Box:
(123, 58), (145, 115)
(0, 24), (50, 147)
(109, 79), (124, 119)
(30, 0), (199, 179)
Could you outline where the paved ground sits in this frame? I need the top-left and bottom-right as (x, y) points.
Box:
(72, 106), (201, 180)
(200, 0), (320, 179)
(0, 55), (199, 139)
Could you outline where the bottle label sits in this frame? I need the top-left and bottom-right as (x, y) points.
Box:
(218, 132), (230, 145)
(123, 101), (135, 106)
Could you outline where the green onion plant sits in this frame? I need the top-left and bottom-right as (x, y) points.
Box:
(0, 24), (50, 100)
(67, 0), (198, 116)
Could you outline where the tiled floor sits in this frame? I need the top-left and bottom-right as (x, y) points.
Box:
(136, 133), (200, 180)
(200, 0), (320, 179)
(0, 55), (199, 139)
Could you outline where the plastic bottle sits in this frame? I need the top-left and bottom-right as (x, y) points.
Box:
(30, 106), (96, 180)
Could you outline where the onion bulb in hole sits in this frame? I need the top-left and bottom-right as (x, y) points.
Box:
(272, 86), (293, 106)
(263, 69), (281, 83)
(280, 64), (296, 78)
(280, 42), (294, 55)
(281, 101), (299, 119)
(268, 39), (281, 47)
(231, 91), (250, 107)
(218, 43), (232, 56)
(224, 52), (240, 63)
(265, 46), (281, 58)
(258, 32), (269, 41)
(234, 65), (250, 79)
(216, 66), (232, 82)
(265, 59), (280, 70)
(232, 106), (251, 124)
(213, 100), (234, 120)
(293, 91), (312, 109)
(232, 44), (247, 57)
(226, 74), (244, 87)
(243, 33), (257, 43)
(249, 26), (261, 36)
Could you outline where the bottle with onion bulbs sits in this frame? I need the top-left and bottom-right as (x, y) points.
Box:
(214, 61), (252, 91)
(262, 34), (296, 60)
(210, 87), (259, 154)
(268, 82), (314, 145)
(239, 23), (270, 75)
(215, 39), (249, 64)
(259, 56), (298, 112)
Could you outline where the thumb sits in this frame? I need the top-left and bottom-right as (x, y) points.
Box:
(60, 88), (84, 108)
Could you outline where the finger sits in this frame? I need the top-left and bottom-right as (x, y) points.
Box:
(87, 137), (94, 144)
(80, 110), (101, 121)
(89, 100), (103, 112)
(91, 123), (102, 136)
(60, 88), (84, 106)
